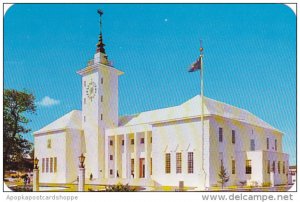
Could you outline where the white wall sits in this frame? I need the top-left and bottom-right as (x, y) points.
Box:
(262, 151), (289, 185)
(81, 53), (121, 179)
(34, 131), (67, 183)
(81, 68), (101, 179)
(208, 115), (287, 187)
(66, 129), (84, 183)
(151, 118), (209, 188)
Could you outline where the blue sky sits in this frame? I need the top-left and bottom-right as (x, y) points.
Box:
(4, 4), (296, 164)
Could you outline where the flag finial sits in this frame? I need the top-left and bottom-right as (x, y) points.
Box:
(200, 40), (204, 54)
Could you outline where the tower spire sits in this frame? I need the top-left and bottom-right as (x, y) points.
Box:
(96, 9), (106, 54)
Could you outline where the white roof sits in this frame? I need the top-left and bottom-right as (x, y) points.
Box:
(119, 95), (280, 133)
(34, 96), (280, 135)
(34, 110), (82, 135)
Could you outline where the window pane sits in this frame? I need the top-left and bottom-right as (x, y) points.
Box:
(150, 158), (152, 175)
(131, 159), (134, 176)
(272, 161), (276, 173)
(188, 152), (194, 174)
(54, 157), (57, 173)
(165, 153), (171, 174)
(42, 158), (45, 173)
(46, 158), (49, 173)
(176, 153), (182, 173)
(246, 160), (252, 174)
(219, 128), (223, 142)
(250, 139), (255, 151)
(232, 130), (235, 144)
(50, 158), (53, 173)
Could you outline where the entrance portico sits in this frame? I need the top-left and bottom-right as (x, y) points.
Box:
(105, 125), (152, 180)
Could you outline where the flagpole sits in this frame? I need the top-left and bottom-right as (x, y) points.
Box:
(200, 44), (207, 189)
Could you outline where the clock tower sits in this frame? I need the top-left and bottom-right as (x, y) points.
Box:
(77, 9), (123, 179)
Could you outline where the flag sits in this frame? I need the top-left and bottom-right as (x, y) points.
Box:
(188, 57), (202, 72)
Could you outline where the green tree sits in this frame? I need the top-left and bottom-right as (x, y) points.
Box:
(3, 89), (36, 171)
(218, 162), (230, 189)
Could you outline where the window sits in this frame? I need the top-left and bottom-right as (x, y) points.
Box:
(131, 139), (134, 145)
(150, 158), (152, 175)
(101, 95), (103, 102)
(54, 157), (57, 173)
(46, 158), (49, 173)
(176, 153), (182, 173)
(84, 116), (86, 122)
(47, 139), (51, 149)
(131, 159), (134, 174)
(283, 161), (286, 174)
(232, 160), (236, 174)
(150, 137), (152, 143)
(232, 130), (236, 144)
(84, 98), (86, 104)
(246, 160), (252, 174)
(42, 158), (45, 173)
(219, 128), (223, 142)
(278, 161), (281, 174)
(165, 153), (171, 174)
(101, 77), (103, 84)
(272, 161), (276, 173)
(250, 139), (255, 151)
(275, 139), (277, 151)
(267, 160), (270, 174)
(110, 155), (113, 160)
(140, 138), (144, 144)
(122, 140), (124, 146)
(101, 114), (103, 120)
(267, 138), (269, 150)
(110, 140), (113, 146)
(188, 152), (194, 174)
(110, 169), (113, 175)
(50, 158), (53, 173)
(84, 80), (86, 87)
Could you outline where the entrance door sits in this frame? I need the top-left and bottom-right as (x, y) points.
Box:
(139, 158), (145, 178)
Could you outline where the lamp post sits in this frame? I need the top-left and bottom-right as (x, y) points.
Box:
(78, 153), (85, 191)
(33, 157), (39, 191)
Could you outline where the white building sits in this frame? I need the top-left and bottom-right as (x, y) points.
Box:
(34, 11), (289, 190)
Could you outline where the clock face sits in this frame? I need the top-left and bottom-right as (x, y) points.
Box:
(86, 81), (97, 101)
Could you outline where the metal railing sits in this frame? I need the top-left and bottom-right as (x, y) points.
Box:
(87, 59), (113, 67)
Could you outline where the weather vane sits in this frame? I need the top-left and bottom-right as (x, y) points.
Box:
(97, 9), (103, 34)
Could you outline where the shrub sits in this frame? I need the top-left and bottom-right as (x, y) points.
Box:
(218, 162), (229, 189)
(88, 188), (96, 192)
(239, 180), (247, 186)
(10, 185), (32, 192)
(105, 183), (136, 192)
(262, 182), (271, 187)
